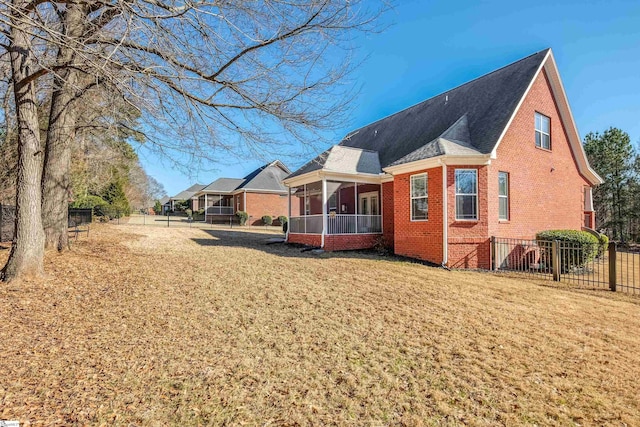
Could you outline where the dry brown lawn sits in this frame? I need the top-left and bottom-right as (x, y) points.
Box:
(1, 225), (639, 426)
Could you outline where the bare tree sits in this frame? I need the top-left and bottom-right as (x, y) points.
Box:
(1, 0), (45, 281)
(0, 0), (387, 281)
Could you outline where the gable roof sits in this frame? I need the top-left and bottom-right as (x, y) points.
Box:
(196, 160), (291, 195)
(201, 178), (245, 193)
(172, 184), (206, 200)
(236, 160), (291, 192)
(288, 49), (579, 181)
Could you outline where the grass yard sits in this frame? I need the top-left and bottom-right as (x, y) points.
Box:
(1, 225), (639, 425)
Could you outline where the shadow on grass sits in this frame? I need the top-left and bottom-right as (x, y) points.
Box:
(190, 229), (350, 260)
(190, 229), (443, 267)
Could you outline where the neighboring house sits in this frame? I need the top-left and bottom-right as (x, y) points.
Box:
(168, 184), (206, 212)
(192, 160), (296, 224)
(283, 48), (602, 269)
(158, 196), (171, 214)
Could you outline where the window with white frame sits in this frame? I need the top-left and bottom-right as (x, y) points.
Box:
(498, 172), (509, 221)
(535, 112), (551, 150)
(455, 169), (478, 220)
(410, 174), (428, 221)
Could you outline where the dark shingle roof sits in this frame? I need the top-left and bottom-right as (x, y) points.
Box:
(236, 161), (290, 192)
(201, 178), (245, 193)
(172, 184), (206, 200)
(288, 49), (549, 178)
(197, 161), (291, 194)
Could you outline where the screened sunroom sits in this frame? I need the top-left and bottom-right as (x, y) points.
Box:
(288, 180), (382, 235)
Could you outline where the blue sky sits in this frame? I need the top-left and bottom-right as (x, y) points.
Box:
(143, 0), (640, 197)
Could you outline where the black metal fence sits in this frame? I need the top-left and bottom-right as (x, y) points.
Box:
(0, 205), (94, 243)
(0, 203), (16, 243)
(68, 208), (92, 227)
(492, 237), (639, 295)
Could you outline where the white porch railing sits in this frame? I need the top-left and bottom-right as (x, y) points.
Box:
(328, 214), (381, 234)
(206, 206), (234, 215)
(289, 214), (381, 234)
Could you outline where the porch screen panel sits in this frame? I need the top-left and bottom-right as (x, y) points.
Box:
(306, 181), (323, 215)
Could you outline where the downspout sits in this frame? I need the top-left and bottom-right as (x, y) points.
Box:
(442, 162), (448, 267)
(243, 189), (247, 213)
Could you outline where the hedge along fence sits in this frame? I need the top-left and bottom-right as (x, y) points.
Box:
(536, 230), (599, 273)
(492, 235), (639, 294)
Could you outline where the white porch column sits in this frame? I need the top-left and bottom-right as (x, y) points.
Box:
(321, 178), (327, 247)
(354, 181), (358, 233)
(204, 193), (208, 222)
(287, 187), (291, 240)
(303, 184), (307, 234)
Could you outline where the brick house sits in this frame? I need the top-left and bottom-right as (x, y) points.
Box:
(168, 184), (207, 212)
(283, 49), (602, 269)
(190, 160), (296, 224)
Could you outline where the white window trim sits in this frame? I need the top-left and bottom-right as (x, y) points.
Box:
(498, 171), (509, 221)
(535, 112), (551, 150)
(410, 173), (428, 222)
(455, 169), (478, 221)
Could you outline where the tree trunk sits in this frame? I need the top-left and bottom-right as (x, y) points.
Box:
(1, 6), (45, 281)
(42, 4), (85, 251)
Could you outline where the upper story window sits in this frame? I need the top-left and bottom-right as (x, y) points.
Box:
(498, 172), (509, 221)
(455, 169), (478, 220)
(535, 112), (551, 150)
(410, 174), (428, 221)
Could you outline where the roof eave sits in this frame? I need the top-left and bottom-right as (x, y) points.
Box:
(383, 154), (492, 175)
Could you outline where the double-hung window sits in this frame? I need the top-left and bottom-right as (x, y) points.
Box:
(498, 172), (509, 221)
(455, 169), (478, 220)
(535, 112), (551, 150)
(410, 174), (428, 221)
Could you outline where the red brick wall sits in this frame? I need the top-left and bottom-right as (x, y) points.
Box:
(287, 233), (322, 247)
(393, 166), (444, 264)
(382, 181), (394, 249)
(324, 234), (379, 251)
(446, 165), (491, 269)
(245, 192), (289, 224)
(488, 69), (592, 240)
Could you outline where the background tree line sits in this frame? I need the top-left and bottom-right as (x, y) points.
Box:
(584, 127), (640, 242)
(0, 96), (166, 216)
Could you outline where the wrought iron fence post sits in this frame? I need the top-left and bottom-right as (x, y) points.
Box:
(608, 241), (617, 292)
(490, 236), (496, 271)
(552, 240), (560, 281)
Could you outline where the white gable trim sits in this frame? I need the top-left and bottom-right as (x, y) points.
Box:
(490, 49), (602, 185)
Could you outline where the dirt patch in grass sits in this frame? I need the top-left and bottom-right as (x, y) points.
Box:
(1, 225), (639, 425)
